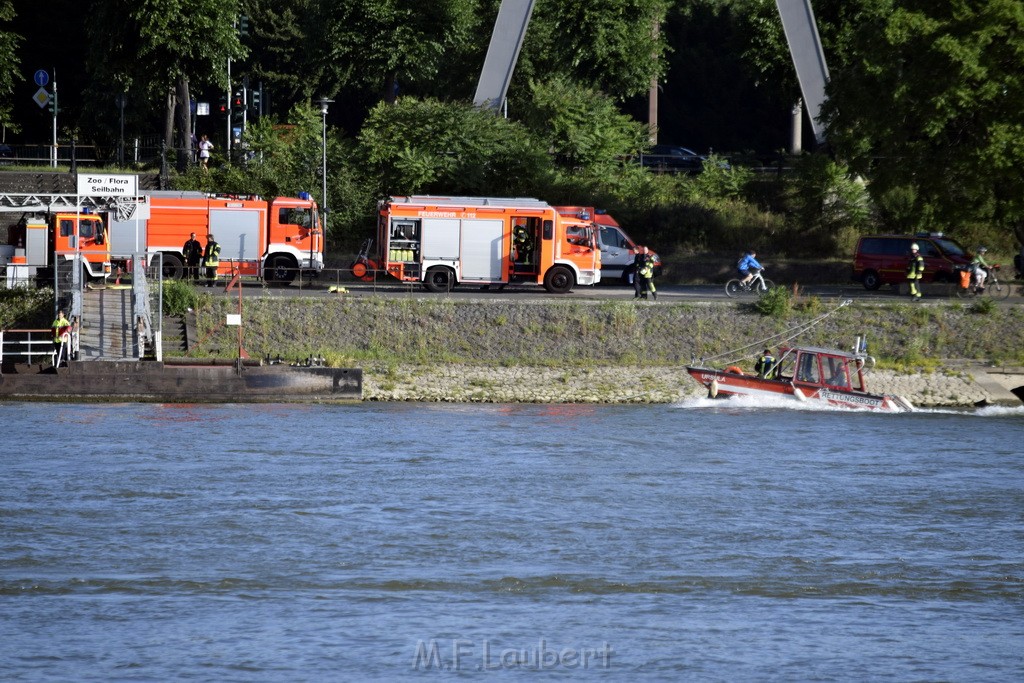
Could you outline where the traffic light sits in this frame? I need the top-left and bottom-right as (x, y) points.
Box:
(218, 95), (228, 114)
(47, 89), (58, 115)
(250, 87), (261, 114)
(238, 15), (249, 37)
(231, 92), (245, 124)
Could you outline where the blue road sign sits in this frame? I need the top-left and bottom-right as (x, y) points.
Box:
(34, 69), (49, 87)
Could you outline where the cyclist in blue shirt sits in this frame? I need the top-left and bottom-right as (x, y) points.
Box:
(736, 250), (763, 288)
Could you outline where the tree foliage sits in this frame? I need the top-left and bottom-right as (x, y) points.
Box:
(823, 0), (1024, 242)
(303, 0), (477, 103)
(517, 0), (669, 101)
(0, 0), (20, 133)
(520, 76), (650, 170)
(84, 0), (245, 153)
(357, 97), (552, 197)
(245, 0), (323, 104)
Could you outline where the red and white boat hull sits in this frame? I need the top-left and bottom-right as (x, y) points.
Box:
(686, 367), (913, 413)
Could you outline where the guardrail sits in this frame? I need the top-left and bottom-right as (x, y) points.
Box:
(0, 139), (195, 168)
(0, 328), (74, 369)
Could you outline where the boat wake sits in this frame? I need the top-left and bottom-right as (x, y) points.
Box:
(914, 404), (1024, 417)
(674, 394), (864, 413)
(675, 395), (1024, 417)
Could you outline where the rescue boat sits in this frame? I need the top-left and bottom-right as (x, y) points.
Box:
(686, 343), (914, 412)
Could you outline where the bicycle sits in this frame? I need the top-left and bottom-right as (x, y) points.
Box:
(955, 264), (1011, 300)
(725, 268), (775, 298)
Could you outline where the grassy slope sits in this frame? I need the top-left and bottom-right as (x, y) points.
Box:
(188, 296), (1024, 370)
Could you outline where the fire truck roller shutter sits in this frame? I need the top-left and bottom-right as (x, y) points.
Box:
(459, 219), (503, 281)
(210, 209), (261, 263)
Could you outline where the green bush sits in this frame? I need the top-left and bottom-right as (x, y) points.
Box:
(970, 297), (997, 315)
(754, 285), (792, 317)
(0, 287), (53, 329)
(162, 279), (199, 316)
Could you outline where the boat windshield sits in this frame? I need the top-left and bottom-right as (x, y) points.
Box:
(821, 355), (851, 389)
(851, 360), (866, 391)
(795, 352), (820, 383)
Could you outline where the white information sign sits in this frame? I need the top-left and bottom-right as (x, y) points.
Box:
(225, 314), (242, 326)
(77, 174), (138, 197)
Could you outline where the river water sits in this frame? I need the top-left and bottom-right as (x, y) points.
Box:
(2, 399), (1022, 681)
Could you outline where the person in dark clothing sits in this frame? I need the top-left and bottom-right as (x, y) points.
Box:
(631, 246), (657, 300)
(182, 232), (203, 281)
(755, 348), (776, 378)
(633, 246), (653, 299)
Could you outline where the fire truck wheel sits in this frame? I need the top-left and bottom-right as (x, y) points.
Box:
(161, 254), (184, 280)
(424, 267), (455, 293)
(265, 255), (296, 285)
(543, 265), (574, 294)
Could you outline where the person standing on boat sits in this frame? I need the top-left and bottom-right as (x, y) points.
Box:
(755, 348), (775, 378)
(737, 250), (762, 289)
(906, 242), (925, 301)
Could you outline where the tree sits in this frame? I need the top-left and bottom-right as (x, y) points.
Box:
(520, 75), (649, 172)
(515, 0), (669, 102)
(245, 0), (328, 107)
(86, 0), (245, 166)
(310, 0), (477, 104)
(822, 0), (1024, 241)
(357, 97), (552, 197)
(0, 0), (21, 134)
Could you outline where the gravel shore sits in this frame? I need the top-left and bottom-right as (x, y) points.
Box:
(360, 363), (1000, 407)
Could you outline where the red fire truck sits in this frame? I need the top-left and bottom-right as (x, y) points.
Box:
(2, 203), (111, 287)
(367, 196), (601, 293)
(107, 191), (324, 283)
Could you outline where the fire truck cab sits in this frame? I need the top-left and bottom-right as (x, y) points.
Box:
(4, 211), (111, 286)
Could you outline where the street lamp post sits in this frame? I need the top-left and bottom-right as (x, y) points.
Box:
(315, 97), (334, 234)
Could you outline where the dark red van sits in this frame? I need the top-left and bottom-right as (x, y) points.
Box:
(852, 233), (970, 290)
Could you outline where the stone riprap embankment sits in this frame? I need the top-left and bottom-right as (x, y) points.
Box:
(191, 295), (1024, 407)
(358, 364), (1003, 407)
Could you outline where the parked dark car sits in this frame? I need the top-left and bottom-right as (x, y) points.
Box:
(852, 233), (970, 290)
(639, 145), (707, 174)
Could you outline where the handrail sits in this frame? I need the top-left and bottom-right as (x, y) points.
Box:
(0, 327), (76, 369)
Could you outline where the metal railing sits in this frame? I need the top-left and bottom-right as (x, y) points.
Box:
(0, 328), (78, 369)
(0, 138), (195, 168)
